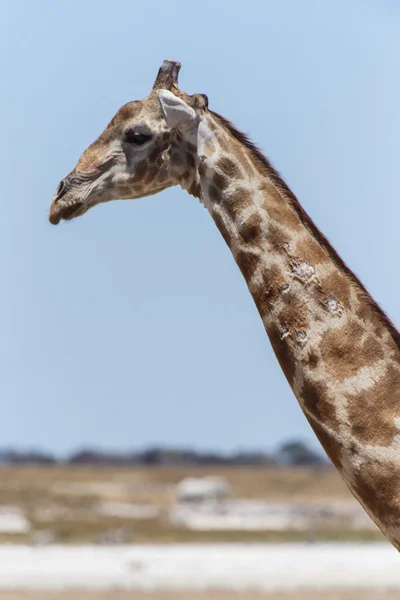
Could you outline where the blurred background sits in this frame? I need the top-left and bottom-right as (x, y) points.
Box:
(0, 0), (400, 598)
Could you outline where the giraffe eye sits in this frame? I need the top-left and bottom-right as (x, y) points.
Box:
(125, 130), (152, 145)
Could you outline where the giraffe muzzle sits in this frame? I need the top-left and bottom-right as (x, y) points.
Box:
(49, 172), (88, 224)
(49, 201), (85, 225)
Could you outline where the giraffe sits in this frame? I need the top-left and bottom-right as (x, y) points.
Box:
(49, 60), (400, 550)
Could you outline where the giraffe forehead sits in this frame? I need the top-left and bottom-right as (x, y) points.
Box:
(99, 100), (143, 134)
(98, 98), (167, 139)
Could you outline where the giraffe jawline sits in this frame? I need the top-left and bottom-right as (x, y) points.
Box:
(61, 204), (86, 221)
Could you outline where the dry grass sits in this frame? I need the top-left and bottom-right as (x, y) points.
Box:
(0, 464), (352, 504)
(0, 464), (383, 544)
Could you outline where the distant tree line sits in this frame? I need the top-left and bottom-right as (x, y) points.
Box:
(0, 440), (328, 467)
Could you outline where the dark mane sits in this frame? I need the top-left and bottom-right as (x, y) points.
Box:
(211, 110), (400, 349)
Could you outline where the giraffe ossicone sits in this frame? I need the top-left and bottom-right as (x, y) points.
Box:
(49, 60), (400, 552)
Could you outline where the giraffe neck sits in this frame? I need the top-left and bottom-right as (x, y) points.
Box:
(183, 112), (400, 549)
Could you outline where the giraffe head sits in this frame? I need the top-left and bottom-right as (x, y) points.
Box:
(49, 60), (209, 224)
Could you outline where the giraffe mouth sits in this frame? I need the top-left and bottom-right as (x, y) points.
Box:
(49, 202), (86, 225)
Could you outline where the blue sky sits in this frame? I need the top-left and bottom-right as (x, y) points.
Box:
(1, 0), (399, 455)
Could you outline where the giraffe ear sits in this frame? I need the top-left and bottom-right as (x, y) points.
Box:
(158, 90), (196, 128)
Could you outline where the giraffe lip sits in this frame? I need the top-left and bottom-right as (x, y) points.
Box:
(49, 202), (85, 225)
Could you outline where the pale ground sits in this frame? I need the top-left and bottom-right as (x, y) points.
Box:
(0, 591), (398, 600)
(0, 543), (398, 589)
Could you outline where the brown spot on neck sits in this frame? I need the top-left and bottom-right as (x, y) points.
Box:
(238, 214), (263, 246)
(346, 364), (400, 446)
(301, 378), (340, 433)
(353, 460), (400, 529)
(252, 266), (287, 315)
(216, 156), (241, 179)
(306, 415), (343, 470)
(279, 296), (310, 334)
(236, 250), (259, 281)
(223, 187), (253, 220)
(213, 171), (229, 191)
(320, 320), (383, 381)
(267, 222), (290, 253)
(208, 185), (222, 204)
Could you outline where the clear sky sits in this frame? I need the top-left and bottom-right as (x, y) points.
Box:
(1, 0), (399, 456)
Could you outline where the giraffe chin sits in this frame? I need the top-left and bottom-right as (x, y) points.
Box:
(49, 203), (86, 225)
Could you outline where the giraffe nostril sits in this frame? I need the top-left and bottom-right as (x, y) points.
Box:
(55, 179), (67, 201)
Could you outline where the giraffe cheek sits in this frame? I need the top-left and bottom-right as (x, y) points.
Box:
(132, 160), (148, 182)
